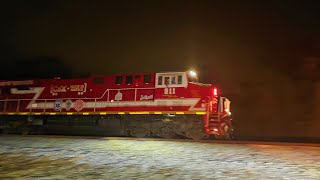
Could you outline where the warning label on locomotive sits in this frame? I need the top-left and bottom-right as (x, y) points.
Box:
(115, 92), (123, 101)
(74, 99), (84, 112)
(54, 100), (62, 111)
(65, 99), (73, 111)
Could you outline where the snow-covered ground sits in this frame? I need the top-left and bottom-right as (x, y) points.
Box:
(0, 136), (319, 179)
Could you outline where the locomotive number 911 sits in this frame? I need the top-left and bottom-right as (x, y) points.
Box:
(0, 70), (233, 140)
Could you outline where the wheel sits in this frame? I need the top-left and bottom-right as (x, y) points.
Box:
(20, 127), (31, 135)
(185, 133), (191, 139)
(221, 123), (234, 140)
(186, 129), (207, 140)
(202, 134), (210, 140)
(214, 123), (234, 140)
(129, 127), (148, 138)
(158, 127), (176, 139)
(1, 129), (10, 134)
(32, 127), (46, 135)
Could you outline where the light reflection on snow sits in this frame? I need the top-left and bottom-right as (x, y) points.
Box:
(0, 136), (319, 179)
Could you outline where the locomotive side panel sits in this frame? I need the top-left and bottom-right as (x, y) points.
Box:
(0, 72), (213, 114)
(0, 71), (233, 139)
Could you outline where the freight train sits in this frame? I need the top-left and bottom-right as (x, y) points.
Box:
(0, 70), (233, 140)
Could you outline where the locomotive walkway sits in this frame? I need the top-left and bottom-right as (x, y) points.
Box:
(0, 135), (320, 179)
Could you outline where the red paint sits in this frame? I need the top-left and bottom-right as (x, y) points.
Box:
(0, 71), (231, 134)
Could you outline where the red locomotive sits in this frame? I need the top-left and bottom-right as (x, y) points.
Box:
(0, 70), (233, 140)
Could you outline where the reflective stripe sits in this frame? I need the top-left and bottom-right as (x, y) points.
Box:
(0, 111), (207, 115)
(129, 112), (150, 114)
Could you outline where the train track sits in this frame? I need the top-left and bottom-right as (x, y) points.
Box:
(2, 134), (320, 147)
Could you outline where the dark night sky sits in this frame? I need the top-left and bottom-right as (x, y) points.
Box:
(0, 0), (319, 88)
(1, 1), (320, 138)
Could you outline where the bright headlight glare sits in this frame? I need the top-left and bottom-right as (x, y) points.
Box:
(189, 71), (197, 77)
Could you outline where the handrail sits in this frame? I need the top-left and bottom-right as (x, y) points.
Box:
(0, 87), (156, 102)
(205, 96), (211, 128)
(16, 100), (20, 112)
(3, 100), (7, 112)
(217, 97), (222, 123)
(0, 87), (157, 113)
(99, 87), (155, 100)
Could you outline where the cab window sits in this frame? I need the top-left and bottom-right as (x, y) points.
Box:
(171, 76), (176, 84)
(115, 76), (122, 84)
(144, 75), (151, 84)
(157, 76), (163, 85)
(177, 75), (182, 84)
(164, 77), (170, 85)
(126, 75), (133, 84)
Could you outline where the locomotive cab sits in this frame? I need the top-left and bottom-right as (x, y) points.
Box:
(0, 70), (234, 140)
(155, 72), (188, 88)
